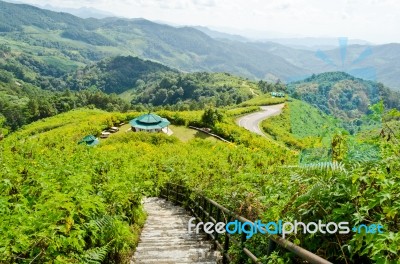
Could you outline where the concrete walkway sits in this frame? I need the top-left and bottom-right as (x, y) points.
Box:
(131, 197), (219, 264)
(162, 127), (174, 136)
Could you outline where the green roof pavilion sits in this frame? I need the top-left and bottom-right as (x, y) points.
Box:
(129, 113), (170, 133)
(78, 135), (100, 146)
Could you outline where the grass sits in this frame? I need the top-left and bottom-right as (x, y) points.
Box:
(102, 123), (218, 143)
(169, 125), (218, 142)
(261, 99), (341, 149)
(239, 93), (286, 107)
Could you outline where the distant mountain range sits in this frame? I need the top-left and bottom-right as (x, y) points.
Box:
(258, 37), (371, 50)
(0, 0), (398, 90)
(38, 5), (115, 19)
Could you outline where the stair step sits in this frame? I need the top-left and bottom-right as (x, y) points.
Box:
(131, 197), (220, 264)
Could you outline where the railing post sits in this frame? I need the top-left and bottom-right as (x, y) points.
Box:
(202, 197), (207, 221)
(267, 238), (277, 256)
(159, 182), (332, 264)
(239, 225), (247, 264)
(207, 199), (211, 222)
(184, 186), (189, 210)
(166, 183), (169, 201)
(223, 230), (230, 264)
(195, 195), (200, 218)
(214, 207), (221, 249)
(175, 184), (179, 204)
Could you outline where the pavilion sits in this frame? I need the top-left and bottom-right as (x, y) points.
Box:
(78, 135), (100, 146)
(129, 113), (170, 133)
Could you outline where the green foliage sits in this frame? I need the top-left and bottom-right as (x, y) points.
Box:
(0, 3), (399, 262)
(239, 93), (286, 107)
(261, 99), (342, 150)
(224, 106), (260, 117)
(0, 80), (130, 132)
(201, 108), (224, 127)
(0, 108), (294, 262)
(65, 57), (260, 109)
(61, 29), (115, 46)
(1, 105), (399, 263)
(288, 72), (400, 122)
(65, 56), (175, 94)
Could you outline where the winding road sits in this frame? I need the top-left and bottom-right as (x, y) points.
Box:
(236, 103), (285, 136)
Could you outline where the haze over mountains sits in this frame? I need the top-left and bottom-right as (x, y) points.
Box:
(0, 0), (399, 90)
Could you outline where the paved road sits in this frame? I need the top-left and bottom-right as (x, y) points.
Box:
(236, 103), (285, 136)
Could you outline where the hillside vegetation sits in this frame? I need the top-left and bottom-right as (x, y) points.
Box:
(63, 56), (261, 108)
(261, 99), (340, 149)
(0, 2), (399, 263)
(0, 108), (293, 263)
(1, 106), (399, 263)
(2, 0), (400, 89)
(288, 72), (400, 121)
(1, 52), (286, 133)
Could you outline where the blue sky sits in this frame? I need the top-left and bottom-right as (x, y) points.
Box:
(9, 0), (400, 43)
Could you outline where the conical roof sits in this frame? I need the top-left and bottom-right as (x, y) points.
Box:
(78, 135), (100, 146)
(129, 113), (170, 130)
(136, 113), (163, 124)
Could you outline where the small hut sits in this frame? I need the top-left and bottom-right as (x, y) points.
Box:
(78, 135), (100, 146)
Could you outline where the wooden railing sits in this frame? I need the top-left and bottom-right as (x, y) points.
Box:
(160, 182), (332, 264)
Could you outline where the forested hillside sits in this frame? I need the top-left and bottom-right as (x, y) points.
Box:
(64, 56), (262, 108)
(0, 51), (131, 133)
(288, 72), (400, 121)
(1, 0), (400, 89)
(0, 0), (305, 81)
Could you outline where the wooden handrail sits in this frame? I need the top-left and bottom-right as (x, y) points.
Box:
(160, 182), (332, 264)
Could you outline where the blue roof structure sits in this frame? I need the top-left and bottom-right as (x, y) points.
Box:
(78, 135), (100, 146)
(129, 113), (170, 130)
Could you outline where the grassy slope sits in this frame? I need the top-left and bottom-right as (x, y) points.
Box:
(261, 99), (340, 149)
(169, 125), (218, 142)
(239, 93), (286, 107)
(0, 108), (295, 262)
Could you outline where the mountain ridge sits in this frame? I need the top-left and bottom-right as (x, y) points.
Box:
(0, 0), (398, 90)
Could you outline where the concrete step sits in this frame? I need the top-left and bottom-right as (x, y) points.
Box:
(131, 197), (220, 264)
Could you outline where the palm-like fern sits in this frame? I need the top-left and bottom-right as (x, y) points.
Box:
(81, 242), (112, 264)
(284, 161), (347, 173)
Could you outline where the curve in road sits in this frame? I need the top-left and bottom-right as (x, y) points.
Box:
(236, 103), (285, 136)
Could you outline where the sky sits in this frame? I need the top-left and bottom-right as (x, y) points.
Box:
(8, 0), (400, 43)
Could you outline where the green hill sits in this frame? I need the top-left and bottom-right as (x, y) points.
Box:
(288, 72), (400, 120)
(261, 99), (340, 149)
(0, 0), (305, 81)
(64, 56), (176, 94)
(1, 1), (400, 89)
(64, 56), (262, 108)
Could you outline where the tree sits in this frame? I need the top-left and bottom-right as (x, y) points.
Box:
(25, 99), (40, 121)
(0, 114), (5, 136)
(201, 108), (224, 127)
